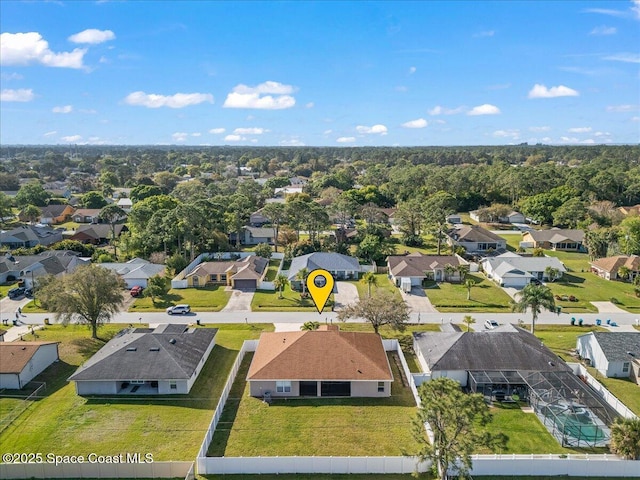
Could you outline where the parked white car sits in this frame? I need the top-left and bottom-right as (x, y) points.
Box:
(166, 304), (191, 315)
(484, 320), (499, 330)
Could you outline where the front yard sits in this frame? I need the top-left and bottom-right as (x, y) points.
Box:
(251, 283), (333, 312)
(425, 274), (513, 312)
(129, 285), (232, 312)
(350, 273), (402, 301)
(0, 323), (272, 460)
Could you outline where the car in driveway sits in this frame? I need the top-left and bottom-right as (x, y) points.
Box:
(8, 287), (25, 299)
(166, 304), (191, 315)
(130, 285), (144, 297)
(484, 319), (499, 330)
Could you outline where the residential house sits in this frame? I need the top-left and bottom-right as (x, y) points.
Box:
(70, 224), (128, 245)
(98, 258), (165, 289)
(499, 211), (526, 224)
(185, 255), (268, 290)
(117, 198), (133, 213)
(68, 325), (218, 395)
(387, 253), (469, 287)
(521, 228), (585, 252)
(274, 186), (304, 197)
(482, 252), (567, 288)
(0, 342), (60, 389)
(229, 226), (276, 246)
(590, 255), (640, 282)
(247, 325), (393, 398)
(249, 208), (271, 227)
(0, 224), (63, 249)
(379, 208), (397, 226)
(72, 209), (103, 224)
(288, 252), (362, 287)
(18, 204), (75, 225)
(576, 332), (640, 382)
(446, 214), (462, 224)
(447, 225), (507, 254)
(0, 250), (88, 287)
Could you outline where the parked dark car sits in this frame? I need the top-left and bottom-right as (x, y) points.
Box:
(24, 288), (34, 298)
(8, 287), (25, 299)
(130, 285), (144, 297)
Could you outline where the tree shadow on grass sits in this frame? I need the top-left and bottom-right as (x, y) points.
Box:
(558, 274), (586, 285)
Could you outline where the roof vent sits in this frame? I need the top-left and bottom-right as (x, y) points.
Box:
(548, 361), (555, 367)
(628, 352), (635, 357)
(150, 347), (160, 352)
(169, 338), (176, 344)
(126, 347), (137, 352)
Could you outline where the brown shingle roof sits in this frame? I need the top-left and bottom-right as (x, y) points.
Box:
(0, 342), (58, 374)
(591, 255), (640, 274)
(247, 329), (393, 381)
(449, 225), (504, 243)
(388, 253), (466, 277)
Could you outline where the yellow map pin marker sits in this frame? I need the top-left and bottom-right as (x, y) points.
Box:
(306, 269), (335, 314)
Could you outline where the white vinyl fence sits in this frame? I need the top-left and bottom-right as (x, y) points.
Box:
(0, 461), (194, 479)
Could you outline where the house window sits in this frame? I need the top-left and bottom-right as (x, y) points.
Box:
(622, 363), (630, 373)
(276, 381), (291, 393)
(377, 382), (385, 393)
(170, 381), (177, 390)
(220, 274), (227, 281)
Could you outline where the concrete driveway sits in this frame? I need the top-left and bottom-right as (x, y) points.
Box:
(333, 282), (359, 310)
(401, 287), (437, 313)
(221, 287), (254, 312)
(591, 301), (629, 314)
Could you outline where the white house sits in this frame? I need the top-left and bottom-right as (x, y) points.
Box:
(482, 252), (566, 288)
(576, 332), (640, 381)
(0, 342), (60, 389)
(499, 211), (526, 224)
(97, 258), (165, 289)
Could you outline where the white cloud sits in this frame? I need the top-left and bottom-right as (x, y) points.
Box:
(233, 127), (266, 135)
(467, 104), (501, 115)
(52, 105), (73, 113)
(590, 25), (617, 35)
(280, 138), (305, 146)
(493, 129), (520, 139)
(1, 88), (34, 102)
(192, 132), (201, 137)
(61, 135), (82, 142)
(43, 131), (57, 137)
(603, 53), (640, 63)
(356, 124), (388, 135)
(336, 136), (356, 143)
(428, 105), (465, 115)
(581, 139), (596, 144)
(68, 29), (115, 44)
(223, 81), (296, 109)
(583, 8), (627, 18)
(560, 136), (579, 143)
(473, 30), (495, 38)
(631, 116), (640, 122)
(209, 128), (226, 134)
(633, 0), (640, 18)
(568, 127), (592, 133)
(401, 118), (428, 128)
(408, 66), (416, 74)
(0, 32), (86, 69)
(224, 134), (246, 142)
(305, 102), (314, 108)
(323, 129), (333, 135)
(594, 131), (611, 137)
(1, 72), (23, 81)
(528, 84), (579, 98)
(124, 91), (214, 108)
(79, 108), (97, 114)
(529, 126), (551, 132)
(606, 104), (638, 112)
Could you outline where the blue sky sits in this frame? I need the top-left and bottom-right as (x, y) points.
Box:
(1, 1), (639, 146)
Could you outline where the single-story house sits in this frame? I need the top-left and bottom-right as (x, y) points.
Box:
(0, 250), (88, 287)
(482, 252), (567, 288)
(18, 204), (75, 225)
(68, 324), (218, 395)
(499, 211), (526, 224)
(229, 226), (276, 246)
(98, 258), (165, 289)
(249, 208), (271, 227)
(387, 253), (468, 287)
(447, 225), (507, 254)
(72, 209), (103, 224)
(576, 332), (640, 382)
(70, 224), (128, 245)
(247, 325), (393, 398)
(274, 186), (304, 197)
(185, 255), (268, 290)
(117, 198), (133, 213)
(590, 255), (640, 282)
(446, 214), (462, 224)
(0, 224), (64, 249)
(0, 341), (60, 389)
(288, 252), (362, 287)
(521, 229), (585, 252)
(413, 327), (571, 388)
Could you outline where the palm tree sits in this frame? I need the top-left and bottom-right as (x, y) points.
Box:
(464, 277), (475, 300)
(512, 283), (556, 334)
(617, 265), (631, 282)
(297, 267), (310, 295)
(462, 314), (476, 332)
(609, 417), (640, 460)
(544, 266), (561, 282)
(361, 271), (378, 297)
(443, 264), (456, 282)
(301, 321), (320, 331)
(456, 264), (469, 283)
(273, 274), (289, 299)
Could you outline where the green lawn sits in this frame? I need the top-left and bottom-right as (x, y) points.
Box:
(57, 220), (80, 231)
(263, 259), (281, 282)
(350, 273), (402, 301)
(0, 281), (19, 299)
(0, 323), (272, 460)
(425, 274), (513, 312)
(129, 285), (231, 312)
(208, 352), (420, 457)
(586, 368), (640, 416)
(533, 325), (605, 361)
(251, 283), (334, 312)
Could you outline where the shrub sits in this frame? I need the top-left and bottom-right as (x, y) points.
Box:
(610, 297), (620, 304)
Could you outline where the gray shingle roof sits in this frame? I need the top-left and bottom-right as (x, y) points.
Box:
(288, 252), (361, 280)
(448, 225), (505, 243)
(414, 328), (569, 372)
(588, 332), (640, 363)
(525, 228), (584, 243)
(69, 325), (218, 381)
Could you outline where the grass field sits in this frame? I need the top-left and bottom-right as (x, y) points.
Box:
(0, 281), (19, 299)
(263, 259), (282, 281)
(208, 352), (420, 457)
(251, 283), (333, 312)
(129, 285), (231, 312)
(0, 323), (272, 461)
(533, 324), (605, 361)
(350, 273), (402, 301)
(425, 274), (513, 312)
(586, 368), (640, 416)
